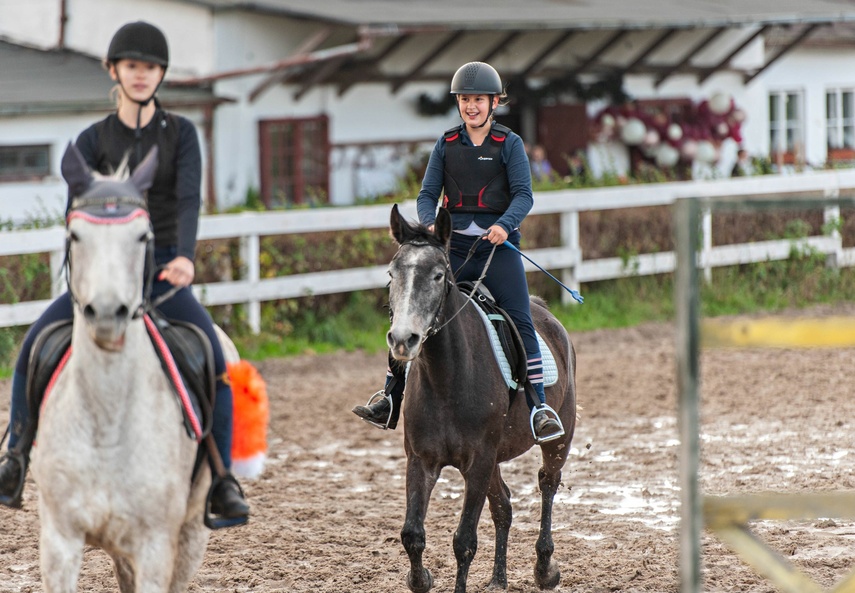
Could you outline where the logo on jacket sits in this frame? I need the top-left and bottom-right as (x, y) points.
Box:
(477, 156), (493, 161)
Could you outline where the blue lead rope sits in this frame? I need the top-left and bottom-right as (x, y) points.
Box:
(503, 241), (584, 304)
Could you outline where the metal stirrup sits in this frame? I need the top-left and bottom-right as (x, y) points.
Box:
(361, 390), (394, 430)
(530, 404), (565, 444)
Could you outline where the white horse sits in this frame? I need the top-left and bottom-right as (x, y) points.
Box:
(30, 144), (211, 592)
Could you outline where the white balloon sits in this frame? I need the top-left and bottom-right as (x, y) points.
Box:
(695, 140), (718, 163)
(655, 144), (680, 168)
(709, 93), (732, 115)
(681, 140), (698, 160)
(666, 123), (683, 141)
(601, 113), (616, 128)
(731, 109), (746, 123)
(620, 118), (646, 145)
(643, 129), (660, 146)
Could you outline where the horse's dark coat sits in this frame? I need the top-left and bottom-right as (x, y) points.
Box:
(385, 205), (577, 593)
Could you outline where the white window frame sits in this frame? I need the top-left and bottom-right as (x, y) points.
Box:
(826, 88), (855, 152)
(768, 90), (804, 161)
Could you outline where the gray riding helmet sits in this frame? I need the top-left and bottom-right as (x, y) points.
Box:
(450, 62), (503, 95)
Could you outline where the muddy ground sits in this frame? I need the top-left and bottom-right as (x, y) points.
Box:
(3, 306), (855, 592)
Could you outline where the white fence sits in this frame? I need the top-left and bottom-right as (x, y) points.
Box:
(3, 169), (855, 333)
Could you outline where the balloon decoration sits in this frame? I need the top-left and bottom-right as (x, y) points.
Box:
(592, 93), (746, 170)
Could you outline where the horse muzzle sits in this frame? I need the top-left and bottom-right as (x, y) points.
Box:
(387, 328), (423, 361)
(82, 300), (132, 351)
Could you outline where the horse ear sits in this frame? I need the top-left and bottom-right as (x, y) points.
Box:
(389, 203), (409, 244)
(130, 146), (159, 193)
(434, 207), (452, 247)
(61, 142), (93, 197)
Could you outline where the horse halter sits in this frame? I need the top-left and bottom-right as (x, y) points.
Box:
(65, 195), (154, 320)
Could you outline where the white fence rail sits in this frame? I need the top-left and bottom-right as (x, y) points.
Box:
(3, 169), (855, 333)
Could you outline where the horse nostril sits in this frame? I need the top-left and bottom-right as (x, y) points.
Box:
(406, 333), (421, 350)
(83, 304), (96, 321)
(115, 304), (129, 319)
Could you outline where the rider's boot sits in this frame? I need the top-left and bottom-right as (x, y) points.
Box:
(0, 453), (26, 509)
(533, 409), (563, 440)
(208, 379), (250, 523)
(0, 372), (31, 509)
(529, 372), (564, 441)
(209, 475), (250, 519)
(352, 366), (404, 429)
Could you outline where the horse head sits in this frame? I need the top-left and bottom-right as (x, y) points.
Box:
(61, 142), (158, 351)
(386, 204), (452, 361)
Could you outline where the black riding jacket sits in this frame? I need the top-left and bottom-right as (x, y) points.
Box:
(73, 104), (202, 261)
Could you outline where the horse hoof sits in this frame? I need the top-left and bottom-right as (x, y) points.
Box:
(535, 559), (560, 590)
(407, 567), (433, 593)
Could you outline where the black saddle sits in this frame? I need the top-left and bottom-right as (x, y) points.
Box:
(26, 313), (215, 443)
(457, 281), (528, 393)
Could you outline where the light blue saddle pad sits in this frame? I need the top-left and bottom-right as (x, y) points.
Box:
(470, 300), (558, 390)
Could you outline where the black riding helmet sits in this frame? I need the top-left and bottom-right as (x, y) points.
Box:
(450, 62), (503, 127)
(107, 21), (169, 68)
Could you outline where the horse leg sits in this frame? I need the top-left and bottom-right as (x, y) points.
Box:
(485, 465), (512, 590)
(132, 533), (178, 593)
(452, 458), (495, 593)
(113, 556), (135, 593)
(169, 476), (210, 593)
(533, 464), (563, 590)
(38, 518), (84, 593)
(401, 455), (439, 593)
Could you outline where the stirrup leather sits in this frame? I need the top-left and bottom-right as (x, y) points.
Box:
(530, 404), (565, 444)
(361, 390), (394, 430)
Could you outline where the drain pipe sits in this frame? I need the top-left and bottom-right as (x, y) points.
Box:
(57, 0), (68, 48)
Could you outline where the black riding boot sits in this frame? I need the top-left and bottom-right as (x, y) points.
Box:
(533, 410), (562, 440)
(0, 452), (27, 509)
(209, 475), (250, 520)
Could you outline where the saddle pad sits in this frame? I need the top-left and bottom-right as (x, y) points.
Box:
(470, 301), (558, 390)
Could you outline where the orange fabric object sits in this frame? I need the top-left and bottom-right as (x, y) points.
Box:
(227, 360), (269, 461)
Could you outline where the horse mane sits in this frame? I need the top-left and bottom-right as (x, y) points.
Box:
(530, 295), (549, 310)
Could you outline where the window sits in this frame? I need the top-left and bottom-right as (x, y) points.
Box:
(259, 116), (329, 207)
(0, 145), (50, 181)
(768, 91), (804, 164)
(826, 89), (855, 160)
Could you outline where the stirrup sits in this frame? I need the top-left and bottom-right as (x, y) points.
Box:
(530, 404), (565, 444)
(204, 474), (249, 530)
(0, 451), (27, 509)
(361, 390), (394, 430)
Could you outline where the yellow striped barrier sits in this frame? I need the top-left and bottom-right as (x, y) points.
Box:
(702, 316), (855, 349)
(704, 493), (855, 593)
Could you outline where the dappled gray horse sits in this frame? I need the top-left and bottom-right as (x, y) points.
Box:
(386, 204), (577, 593)
(30, 144), (210, 593)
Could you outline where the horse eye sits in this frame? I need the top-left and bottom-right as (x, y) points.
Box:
(434, 272), (444, 282)
(68, 231), (80, 243)
(138, 231), (150, 243)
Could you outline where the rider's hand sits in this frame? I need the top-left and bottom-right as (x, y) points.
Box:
(482, 225), (508, 245)
(159, 256), (195, 287)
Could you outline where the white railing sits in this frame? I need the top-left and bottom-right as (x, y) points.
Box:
(3, 169), (855, 333)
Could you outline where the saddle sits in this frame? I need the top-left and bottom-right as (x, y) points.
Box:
(26, 313), (215, 444)
(457, 281), (528, 395)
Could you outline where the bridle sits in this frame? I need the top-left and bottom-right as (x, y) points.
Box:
(391, 235), (497, 341)
(64, 195), (155, 321)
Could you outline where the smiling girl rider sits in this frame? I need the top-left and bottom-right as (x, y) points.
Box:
(353, 61), (563, 442)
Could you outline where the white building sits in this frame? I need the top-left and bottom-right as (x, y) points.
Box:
(1, 0), (854, 222)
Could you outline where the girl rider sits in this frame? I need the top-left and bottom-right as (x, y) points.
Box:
(353, 61), (563, 442)
(0, 21), (250, 523)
